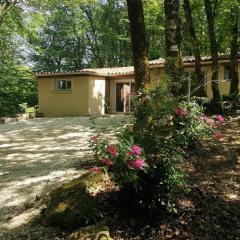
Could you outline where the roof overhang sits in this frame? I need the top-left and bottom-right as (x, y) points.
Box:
(35, 53), (240, 79)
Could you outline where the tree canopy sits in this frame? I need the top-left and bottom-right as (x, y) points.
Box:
(0, 0), (239, 116)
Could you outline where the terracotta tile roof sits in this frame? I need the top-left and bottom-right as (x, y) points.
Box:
(80, 66), (134, 76)
(36, 53), (239, 77)
(182, 53), (240, 63)
(79, 58), (166, 76)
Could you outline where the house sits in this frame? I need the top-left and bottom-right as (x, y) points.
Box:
(36, 54), (240, 116)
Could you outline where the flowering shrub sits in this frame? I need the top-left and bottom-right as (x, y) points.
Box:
(175, 107), (188, 117)
(173, 101), (225, 148)
(89, 134), (148, 188)
(88, 87), (225, 212)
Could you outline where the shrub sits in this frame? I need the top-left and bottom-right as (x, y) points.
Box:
(89, 134), (148, 188)
(173, 101), (212, 148)
(88, 87), (225, 213)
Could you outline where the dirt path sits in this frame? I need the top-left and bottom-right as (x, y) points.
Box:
(165, 116), (240, 239)
(0, 115), (130, 238)
(1, 115), (239, 239)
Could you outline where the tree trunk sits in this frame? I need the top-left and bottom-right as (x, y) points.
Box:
(126, 0), (150, 91)
(204, 0), (221, 101)
(164, 0), (184, 96)
(229, 5), (239, 95)
(183, 0), (206, 97)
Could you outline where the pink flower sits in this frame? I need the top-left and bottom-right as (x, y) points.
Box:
(175, 108), (188, 117)
(102, 158), (113, 166)
(215, 115), (224, 124)
(89, 166), (101, 174)
(204, 117), (215, 126)
(90, 135), (99, 143)
(107, 145), (118, 157)
(214, 132), (223, 140)
(127, 158), (145, 170)
(130, 145), (142, 156)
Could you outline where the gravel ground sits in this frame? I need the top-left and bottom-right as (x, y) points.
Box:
(0, 115), (131, 237)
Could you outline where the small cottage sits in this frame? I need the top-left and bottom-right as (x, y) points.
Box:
(36, 54), (240, 116)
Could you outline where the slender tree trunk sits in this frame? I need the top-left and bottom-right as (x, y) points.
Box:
(81, 6), (104, 67)
(126, 0), (150, 91)
(204, 0), (221, 101)
(229, 5), (239, 95)
(183, 0), (206, 97)
(164, 0), (184, 96)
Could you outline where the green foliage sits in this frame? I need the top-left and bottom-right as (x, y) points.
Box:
(89, 88), (218, 212)
(128, 88), (221, 211)
(0, 45), (37, 117)
(131, 88), (184, 210)
(29, 1), (132, 71)
(173, 100), (211, 148)
(0, 2), (38, 117)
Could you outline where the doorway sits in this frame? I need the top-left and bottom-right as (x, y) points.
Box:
(115, 82), (136, 112)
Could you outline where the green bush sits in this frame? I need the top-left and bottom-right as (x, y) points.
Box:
(88, 88), (225, 213)
(173, 101), (212, 148)
(0, 67), (37, 117)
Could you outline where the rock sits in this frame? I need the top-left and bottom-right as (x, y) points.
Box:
(66, 225), (112, 240)
(42, 172), (110, 230)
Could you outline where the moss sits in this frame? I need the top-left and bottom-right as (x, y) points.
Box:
(55, 202), (69, 213)
(66, 225), (112, 240)
(43, 172), (109, 230)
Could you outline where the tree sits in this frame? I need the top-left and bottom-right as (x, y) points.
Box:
(126, 0), (150, 91)
(164, 0), (183, 96)
(29, 6), (90, 72)
(0, 7), (37, 117)
(229, 2), (239, 95)
(182, 0), (206, 96)
(144, 0), (165, 60)
(203, 0), (221, 101)
(29, 1), (132, 71)
(0, 0), (20, 27)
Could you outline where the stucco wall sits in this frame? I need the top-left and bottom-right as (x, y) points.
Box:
(206, 63), (240, 98)
(88, 77), (106, 115)
(38, 76), (90, 116)
(149, 67), (168, 89)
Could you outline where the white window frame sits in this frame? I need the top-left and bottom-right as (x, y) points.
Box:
(55, 79), (73, 91)
(224, 65), (231, 81)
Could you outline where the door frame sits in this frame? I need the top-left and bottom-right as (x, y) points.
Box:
(112, 79), (135, 113)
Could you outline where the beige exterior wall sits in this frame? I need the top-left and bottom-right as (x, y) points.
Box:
(205, 63), (240, 98)
(38, 61), (240, 116)
(88, 76), (106, 115)
(165, 62), (240, 98)
(38, 76), (90, 116)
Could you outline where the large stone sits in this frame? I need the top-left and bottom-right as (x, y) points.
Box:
(42, 172), (110, 230)
(66, 225), (112, 240)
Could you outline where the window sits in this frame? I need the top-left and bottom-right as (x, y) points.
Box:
(56, 80), (72, 91)
(224, 65), (231, 81)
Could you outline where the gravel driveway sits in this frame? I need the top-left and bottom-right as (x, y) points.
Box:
(0, 115), (130, 236)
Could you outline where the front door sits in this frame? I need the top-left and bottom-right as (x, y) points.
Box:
(116, 82), (135, 112)
(116, 83), (124, 112)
